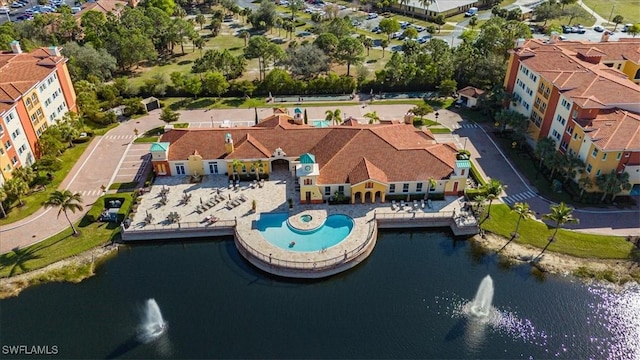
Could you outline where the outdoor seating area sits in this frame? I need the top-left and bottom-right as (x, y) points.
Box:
(390, 198), (437, 212)
(225, 194), (248, 210)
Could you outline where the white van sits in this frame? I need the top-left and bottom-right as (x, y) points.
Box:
(464, 7), (478, 17)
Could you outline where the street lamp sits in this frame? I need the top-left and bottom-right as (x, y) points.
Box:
(210, 116), (214, 128)
(435, 112), (440, 122)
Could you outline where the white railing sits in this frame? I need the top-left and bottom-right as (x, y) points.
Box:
(124, 219), (237, 233)
(375, 210), (478, 228)
(234, 219), (376, 271)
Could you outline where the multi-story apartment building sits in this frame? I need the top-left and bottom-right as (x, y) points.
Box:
(0, 41), (77, 185)
(504, 37), (640, 196)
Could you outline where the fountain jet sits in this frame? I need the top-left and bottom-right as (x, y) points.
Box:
(469, 275), (494, 318)
(137, 299), (167, 343)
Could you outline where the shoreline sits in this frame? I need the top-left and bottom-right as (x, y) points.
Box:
(473, 232), (640, 285)
(1, 232), (638, 299)
(0, 243), (119, 299)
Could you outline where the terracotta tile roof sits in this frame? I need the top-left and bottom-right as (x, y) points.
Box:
(160, 116), (457, 184)
(515, 42), (640, 110)
(0, 48), (64, 103)
(458, 86), (485, 98)
(577, 110), (640, 151)
(347, 158), (388, 184)
(341, 117), (360, 126)
(76, 0), (127, 17)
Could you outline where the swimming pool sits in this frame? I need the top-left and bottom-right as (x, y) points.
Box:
(312, 120), (331, 128)
(256, 213), (354, 252)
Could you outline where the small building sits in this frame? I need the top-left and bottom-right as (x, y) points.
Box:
(141, 97), (160, 112)
(456, 86), (485, 108)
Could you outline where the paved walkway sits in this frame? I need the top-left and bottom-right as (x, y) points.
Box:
(1, 104), (638, 255)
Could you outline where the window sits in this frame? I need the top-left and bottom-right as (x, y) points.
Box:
(402, 183), (409, 193)
(324, 186), (331, 196)
(4, 113), (14, 123)
(573, 133), (578, 140)
(540, 103), (546, 112)
(25, 98), (32, 107)
(596, 169), (601, 176)
(572, 110), (578, 119)
(535, 97), (541, 107)
(586, 164), (592, 173)
(0, 146), (3, 155)
(544, 87), (551, 98)
(556, 114), (565, 125)
(416, 183), (423, 192)
(11, 128), (20, 139)
(389, 184), (395, 193)
(49, 114), (55, 122)
(36, 109), (42, 117)
(11, 156), (17, 165)
(208, 162), (218, 174)
(44, 98), (51, 107)
(39, 84), (46, 92)
(304, 178), (312, 185)
(17, 144), (26, 155)
(31, 114), (37, 123)
(461, 169), (465, 176)
(566, 126), (573, 135)
(538, 83), (545, 93)
(0, 124), (3, 133)
(561, 99), (571, 110)
(602, 153), (607, 161)
(552, 129), (561, 141)
(57, 105), (64, 113)
(526, 87), (533, 96)
(365, 182), (374, 189)
(560, 141), (568, 151)
(4, 140), (11, 150)
(175, 164), (185, 175)
(592, 148), (598, 158)
(616, 153), (622, 160)
(338, 185), (344, 193)
(523, 102), (530, 110)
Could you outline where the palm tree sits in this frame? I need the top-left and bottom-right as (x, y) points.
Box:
(44, 190), (84, 236)
(3, 177), (28, 206)
(596, 170), (632, 202)
(536, 202), (578, 260)
(560, 153), (584, 183)
(325, 109), (342, 125)
(363, 111), (380, 124)
(231, 159), (243, 181)
(251, 159), (264, 180)
(578, 175), (593, 198)
(481, 179), (506, 222)
(380, 39), (389, 58)
(424, 177), (437, 201)
(612, 15), (624, 32)
(472, 194), (486, 217)
(0, 186), (7, 218)
(195, 14), (206, 30)
(535, 137), (556, 170)
(499, 202), (534, 252)
(12, 166), (36, 185)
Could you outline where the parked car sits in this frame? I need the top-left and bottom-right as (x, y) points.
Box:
(622, 24), (633, 32)
(366, 12), (378, 19)
(562, 25), (572, 33)
(464, 7), (478, 16)
(593, 25), (605, 32)
(10, 2), (24, 8)
(571, 25), (586, 34)
(0, 6), (9, 13)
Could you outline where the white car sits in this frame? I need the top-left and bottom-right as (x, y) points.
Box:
(11, 2), (24, 8)
(0, 6), (9, 13)
(366, 12), (378, 19)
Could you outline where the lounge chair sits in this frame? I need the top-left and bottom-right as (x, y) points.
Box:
(400, 201), (405, 210)
(427, 199), (433, 209)
(421, 200), (425, 209)
(391, 200), (397, 210)
(413, 200), (418, 209)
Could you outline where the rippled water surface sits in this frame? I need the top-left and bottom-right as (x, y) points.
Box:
(1, 230), (638, 359)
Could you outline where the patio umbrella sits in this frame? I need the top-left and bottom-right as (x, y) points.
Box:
(406, 194), (411, 202)
(217, 188), (221, 195)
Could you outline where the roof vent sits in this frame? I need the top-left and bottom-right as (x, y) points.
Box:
(9, 40), (22, 54)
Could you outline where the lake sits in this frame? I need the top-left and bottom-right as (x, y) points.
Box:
(1, 230), (639, 359)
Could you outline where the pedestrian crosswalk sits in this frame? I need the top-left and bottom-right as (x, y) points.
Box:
(502, 191), (536, 204)
(451, 123), (480, 130)
(104, 135), (136, 140)
(77, 190), (104, 197)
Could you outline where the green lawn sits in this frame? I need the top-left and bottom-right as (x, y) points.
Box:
(482, 204), (633, 259)
(428, 127), (452, 133)
(0, 216), (119, 278)
(0, 142), (90, 226)
(134, 136), (160, 143)
(581, 0), (640, 25)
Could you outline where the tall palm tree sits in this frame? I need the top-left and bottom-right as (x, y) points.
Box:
(44, 190), (84, 236)
(0, 186), (7, 218)
(231, 159), (243, 181)
(325, 109), (342, 125)
(364, 111), (380, 124)
(424, 177), (437, 201)
(596, 170), (632, 202)
(578, 175), (593, 198)
(481, 179), (506, 222)
(534, 137), (556, 170)
(536, 202), (578, 259)
(499, 202), (534, 252)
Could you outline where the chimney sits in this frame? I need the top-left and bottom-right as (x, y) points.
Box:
(46, 46), (61, 57)
(10, 40), (22, 54)
(514, 38), (525, 49)
(404, 112), (415, 125)
(549, 32), (559, 44)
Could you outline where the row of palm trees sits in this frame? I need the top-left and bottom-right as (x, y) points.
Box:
(324, 109), (381, 125)
(474, 178), (579, 260)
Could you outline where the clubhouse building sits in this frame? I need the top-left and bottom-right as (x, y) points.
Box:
(150, 111), (471, 204)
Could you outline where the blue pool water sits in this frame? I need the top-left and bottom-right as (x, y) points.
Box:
(256, 213), (354, 252)
(312, 120), (331, 128)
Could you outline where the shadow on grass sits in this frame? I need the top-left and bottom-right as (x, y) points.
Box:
(177, 60), (193, 66)
(221, 98), (245, 107)
(0, 233), (73, 277)
(186, 98), (217, 109)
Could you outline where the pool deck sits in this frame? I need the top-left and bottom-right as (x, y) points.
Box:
(123, 173), (478, 278)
